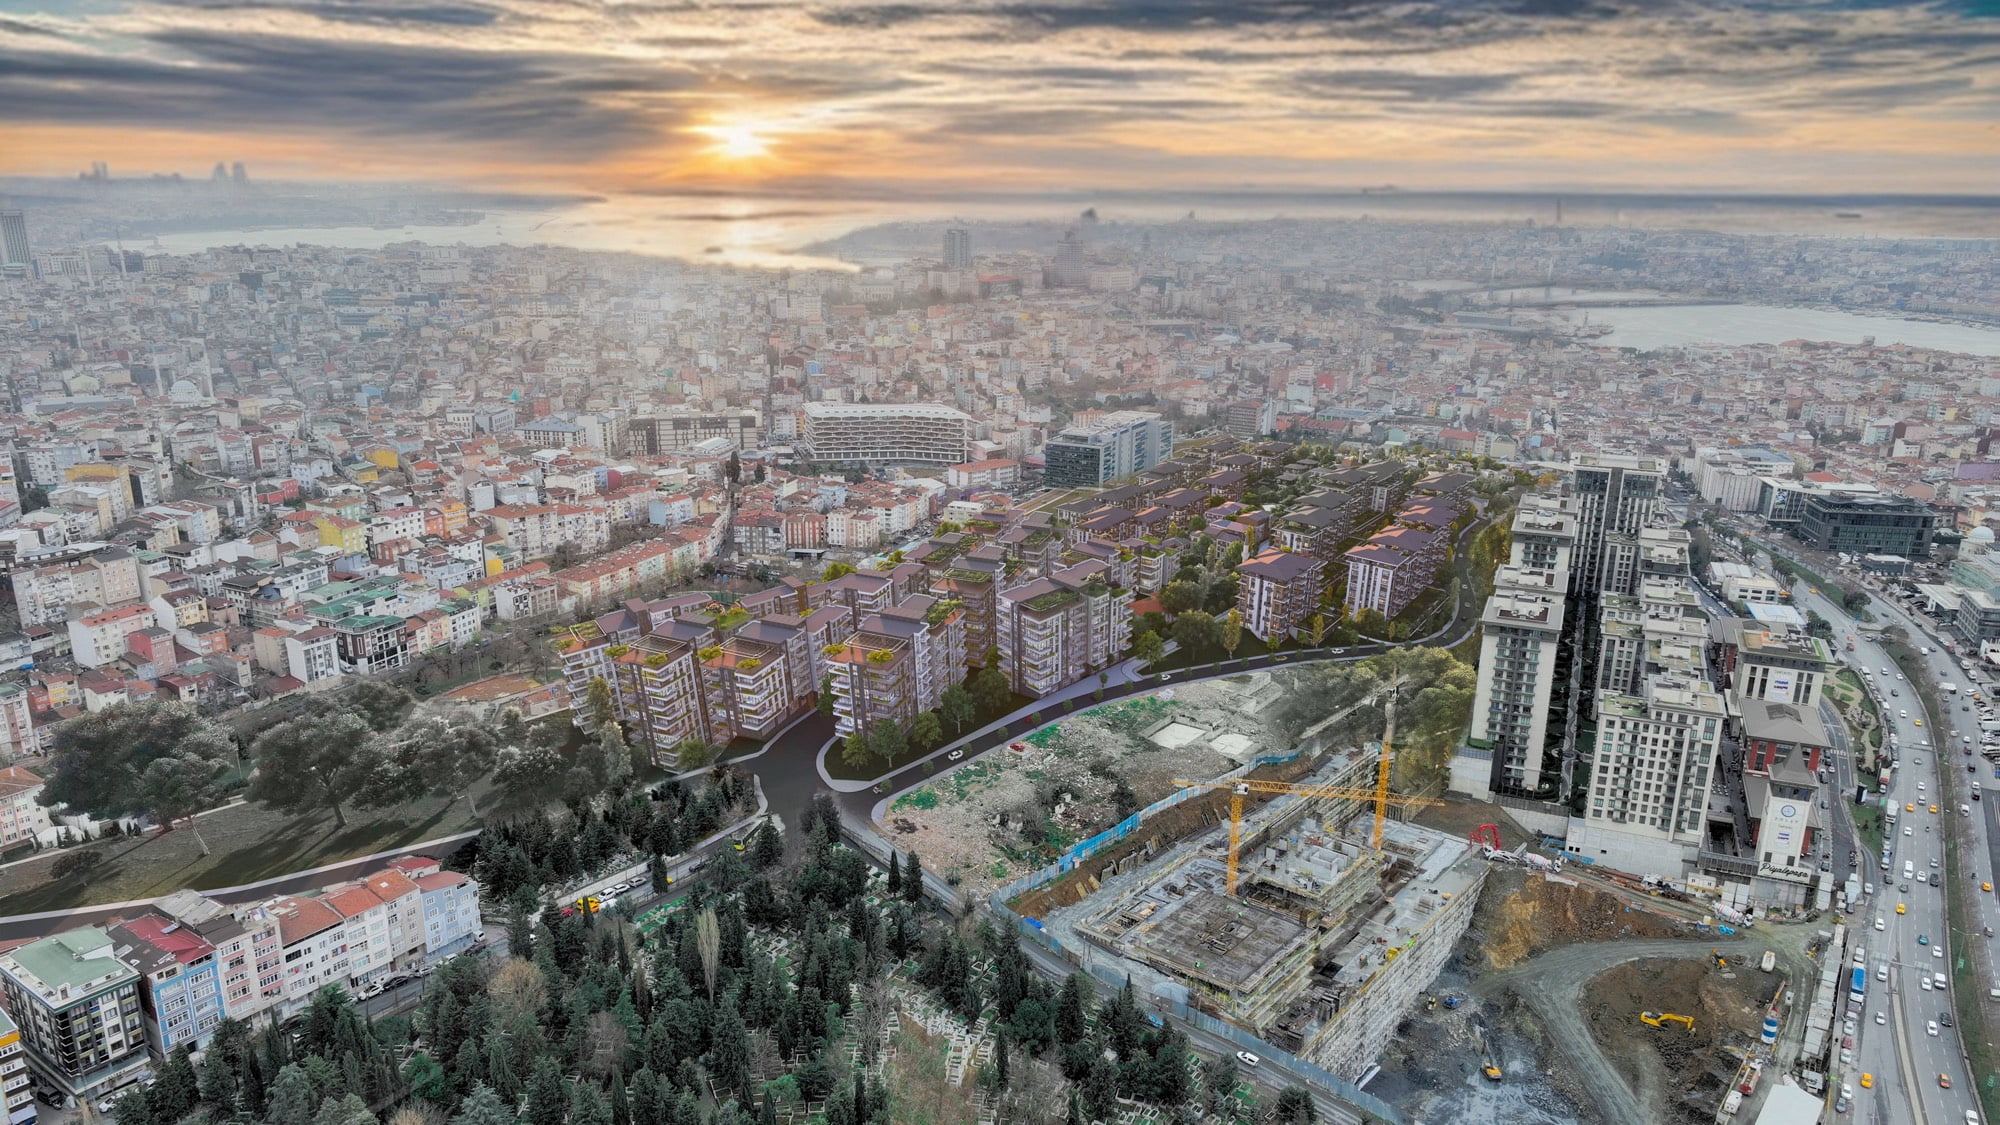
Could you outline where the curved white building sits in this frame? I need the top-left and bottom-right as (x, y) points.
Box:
(800, 402), (972, 466)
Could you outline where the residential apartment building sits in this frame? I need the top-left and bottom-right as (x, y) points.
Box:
(0, 1010), (35, 1125)
(0, 929), (148, 1104)
(105, 917), (225, 1057)
(1042, 411), (1174, 488)
(484, 504), (563, 560)
(1237, 548), (1326, 642)
(1571, 672), (1727, 874)
(0, 688), (38, 764)
(151, 891), (283, 1027)
(0, 766), (48, 848)
(614, 634), (711, 766)
(1568, 453), (1664, 595)
(799, 402), (971, 466)
(1460, 565), (1567, 799)
(1340, 525), (1442, 620)
(991, 565), (1126, 700)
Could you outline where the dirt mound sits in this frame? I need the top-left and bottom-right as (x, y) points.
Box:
(1475, 868), (1692, 970)
(1582, 958), (1775, 1124)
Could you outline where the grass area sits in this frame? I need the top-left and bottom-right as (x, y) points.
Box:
(1853, 803), (1884, 865)
(0, 788), (486, 915)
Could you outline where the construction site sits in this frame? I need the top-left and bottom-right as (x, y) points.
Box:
(1029, 743), (1489, 1081)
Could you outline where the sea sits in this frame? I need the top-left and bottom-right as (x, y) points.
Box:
(123, 188), (2000, 355)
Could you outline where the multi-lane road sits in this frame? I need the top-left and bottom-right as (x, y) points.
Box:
(1776, 562), (1990, 1125)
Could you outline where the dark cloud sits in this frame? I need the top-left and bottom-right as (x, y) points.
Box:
(0, 30), (683, 155)
(154, 0), (503, 26)
(1287, 69), (1521, 101)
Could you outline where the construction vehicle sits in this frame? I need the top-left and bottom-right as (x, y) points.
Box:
(1479, 1031), (1503, 1082)
(1712, 949), (1730, 968)
(1442, 995), (1462, 1009)
(1424, 994), (1437, 1011)
(1171, 769), (1444, 893)
(1640, 1011), (1696, 1032)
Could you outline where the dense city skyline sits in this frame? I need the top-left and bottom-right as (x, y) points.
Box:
(2, 0), (1997, 196)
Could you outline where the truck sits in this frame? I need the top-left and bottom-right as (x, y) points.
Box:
(1849, 966), (1867, 1004)
(1943, 682), (1959, 695)
(1761, 950), (1777, 973)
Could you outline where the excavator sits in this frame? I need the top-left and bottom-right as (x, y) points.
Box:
(1478, 1030), (1503, 1082)
(1641, 1011), (1696, 1032)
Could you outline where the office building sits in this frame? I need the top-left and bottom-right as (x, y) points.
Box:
(1461, 565), (1567, 799)
(1051, 229), (1087, 287)
(942, 227), (972, 270)
(1794, 492), (1937, 559)
(0, 212), (28, 276)
(0, 929), (148, 1104)
(1042, 411), (1174, 489)
(799, 402), (971, 466)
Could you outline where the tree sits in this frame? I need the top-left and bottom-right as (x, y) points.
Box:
(972, 665), (1012, 715)
(725, 451), (742, 485)
(841, 731), (871, 770)
(1273, 1086), (1317, 1124)
(940, 683), (976, 733)
(585, 677), (617, 732)
(490, 742), (565, 818)
(138, 752), (228, 854)
(248, 709), (381, 827)
(1221, 608), (1243, 658)
(818, 675), (837, 723)
(910, 711), (944, 754)
(49, 849), (105, 885)
(822, 561), (857, 581)
(347, 681), (415, 733)
(41, 701), (234, 827)
(451, 1085), (517, 1125)
(902, 852), (923, 902)
(1171, 610), (1217, 654)
(267, 1065), (317, 1125)
(1159, 580), (1201, 614)
(866, 719), (906, 764)
(524, 1057), (568, 1125)
(1132, 630), (1165, 667)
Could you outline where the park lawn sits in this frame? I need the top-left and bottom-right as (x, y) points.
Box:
(0, 788), (488, 915)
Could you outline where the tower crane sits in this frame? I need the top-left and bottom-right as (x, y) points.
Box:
(1172, 764), (1443, 894)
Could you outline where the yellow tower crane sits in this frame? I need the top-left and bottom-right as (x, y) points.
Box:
(1171, 769), (1443, 895)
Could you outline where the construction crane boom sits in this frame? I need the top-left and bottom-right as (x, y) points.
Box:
(1172, 776), (1443, 894)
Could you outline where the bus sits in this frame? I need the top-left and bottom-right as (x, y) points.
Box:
(1850, 966), (1867, 1004)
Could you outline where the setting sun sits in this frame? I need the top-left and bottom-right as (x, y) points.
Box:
(695, 122), (771, 160)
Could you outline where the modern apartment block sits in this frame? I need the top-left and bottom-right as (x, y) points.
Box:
(614, 634), (711, 764)
(799, 402), (972, 466)
(826, 595), (968, 733)
(1567, 453), (1664, 595)
(1710, 619), (1834, 708)
(1460, 564), (1567, 799)
(1041, 411), (1174, 488)
(994, 564), (1129, 698)
(1236, 548), (1326, 642)
(1340, 525), (1442, 620)
(0, 929), (148, 1105)
(1570, 672), (1727, 873)
(0, 1009), (36, 1125)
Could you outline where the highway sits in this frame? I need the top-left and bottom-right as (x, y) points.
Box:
(1756, 551), (1985, 1125)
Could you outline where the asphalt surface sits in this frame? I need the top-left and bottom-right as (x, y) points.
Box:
(1739, 533), (1986, 1125)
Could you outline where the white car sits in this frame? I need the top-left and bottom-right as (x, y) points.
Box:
(1876, 1011), (1887, 1025)
(1875, 917), (1886, 931)
(1935, 946), (1946, 959)
(1923, 976), (1934, 990)
(1235, 1051), (1260, 1068)
(1905, 826), (1914, 836)
(947, 749), (964, 761)
(1929, 1020), (1941, 1036)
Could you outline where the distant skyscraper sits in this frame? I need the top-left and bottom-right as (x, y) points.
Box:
(942, 227), (972, 269)
(211, 162), (229, 183)
(1051, 228), (1087, 287)
(232, 162), (248, 184)
(0, 211), (29, 273)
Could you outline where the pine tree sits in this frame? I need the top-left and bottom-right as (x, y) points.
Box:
(267, 1064), (317, 1125)
(525, 1057), (569, 1125)
(885, 852), (901, 896)
(452, 1084), (517, 1125)
(153, 1044), (199, 1120)
(902, 852), (923, 902)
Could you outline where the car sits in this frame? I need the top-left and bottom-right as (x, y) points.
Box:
(1876, 1011), (1887, 1024)
(1876, 916), (1887, 930)
(1917, 719), (1925, 727)
(1920, 933), (1931, 945)
(1902, 710), (1911, 718)
(1969, 1110), (1982, 1125)
(474, 930), (487, 944)
(1942, 1012), (1954, 1027)
(1940, 1072), (1952, 1087)
(1909, 802), (1918, 812)
(1984, 882), (1992, 892)
(1905, 826), (1914, 836)
(1273, 655), (1290, 663)
(1899, 903), (1908, 914)
(1903, 882), (1912, 892)
(1861, 1073), (1874, 1089)
(1924, 976), (1935, 990)
(1894, 689), (1902, 697)
(1936, 945), (1946, 958)
(947, 749), (964, 761)
(600, 895), (619, 910)
(599, 886), (617, 898)
(611, 882), (632, 894)
(1931, 1021), (1944, 1037)
(1932, 873), (1942, 886)
(1009, 742), (1026, 751)
(1932, 804), (1940, 814)
(1235, 1051), (1260, 1068)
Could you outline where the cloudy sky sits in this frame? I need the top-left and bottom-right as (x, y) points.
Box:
(1, 0), (1996, 196)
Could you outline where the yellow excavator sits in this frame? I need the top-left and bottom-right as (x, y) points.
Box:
(1640, 1011), (1696, 1032)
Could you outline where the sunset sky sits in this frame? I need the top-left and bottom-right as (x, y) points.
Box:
(1, 0), (1996, 196)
